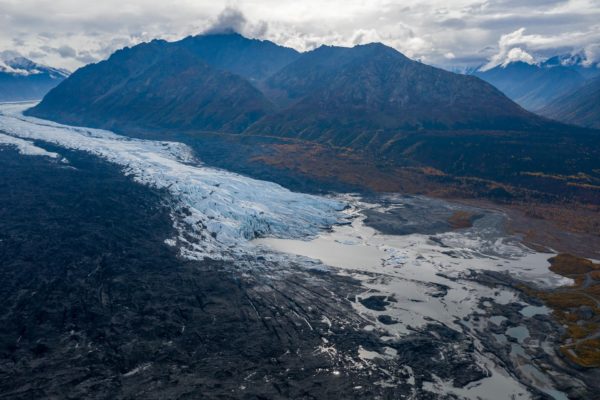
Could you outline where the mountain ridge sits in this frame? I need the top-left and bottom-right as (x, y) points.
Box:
(28, 33), (553, 139)
(473, 61), (586, 111)
(539, 77), (600, 129)
(0, 55), (69, 101)
(20, 33), (600, 232)
(176, 32), (300, 82)
(28, 41), (274, 132)
(470, 53), (600, 112)
(249, 42), (546, 146)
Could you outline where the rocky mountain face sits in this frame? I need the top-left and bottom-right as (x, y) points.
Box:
(28, 41), (274, 132)
(540, 77), (600, 129)
(0, 56), (69, 101)
(474, 61), (586, 111)
(176, 33), (300, 83)
(248, 43), (543, 146)
(29, 33), (549, 139)
(542, 54), (600, 80)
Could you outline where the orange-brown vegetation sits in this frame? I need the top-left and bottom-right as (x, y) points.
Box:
(528, 254), (600, 368)
(250, 140), (600, 252)
(549, 254), (600, 276)
(517, 203), (600, 238)
(447, 211), (478, 229)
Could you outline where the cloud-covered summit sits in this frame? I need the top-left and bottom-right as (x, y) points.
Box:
(0, 0), (598, 71)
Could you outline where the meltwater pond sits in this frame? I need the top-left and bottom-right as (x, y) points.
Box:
(253, 195), (568, 335)
(254, 195), (570, 289)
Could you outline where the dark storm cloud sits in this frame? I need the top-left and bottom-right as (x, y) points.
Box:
(489, 0), (569, 8)
(476, 12), (598, 31)
(204, 7), (248, 34)
(56, 45), (77, 58)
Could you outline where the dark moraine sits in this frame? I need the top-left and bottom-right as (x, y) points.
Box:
(363, 195), (484, 236)
(2, 141), (595, 398)
(0, 145), (391, 399)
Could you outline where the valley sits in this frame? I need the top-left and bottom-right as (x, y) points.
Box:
(1, 13), (599, 398)
(1, 103), (599, 399)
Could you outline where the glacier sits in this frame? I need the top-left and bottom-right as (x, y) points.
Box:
(0, 102), (345, 260)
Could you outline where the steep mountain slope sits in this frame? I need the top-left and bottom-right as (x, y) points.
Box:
(539, 77), (600, 129)
(542, 54), (600, 80)
(27, 41), (273, 132)
(247, 43), (546, 146)
(0, 56), (69, 101)
(31, 37), (549, 140)
(474, 61), (585, 111)
(176, 33), (299, 82)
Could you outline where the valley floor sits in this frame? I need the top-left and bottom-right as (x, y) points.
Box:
(0, 103), (599, 399)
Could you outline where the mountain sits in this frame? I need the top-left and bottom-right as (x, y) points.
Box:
(28, 40), (274, 132)
(542, 54), (600, 80)
(247, 43), (544, 146)
(176, 32), (300, 83)
(26, 33), (600, 205)
(474, 61), (585, 111)
(30, 34), (550, 140)
(0, 56), (69, 101)
(539, 77), (600, 129)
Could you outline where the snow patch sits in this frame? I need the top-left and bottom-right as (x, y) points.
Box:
(0, 132), (61, 158)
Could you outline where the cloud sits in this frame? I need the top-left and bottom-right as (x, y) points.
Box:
(27, 50), (47, 59)
(0, 50), (22, 61)
(0, 1), (599, 70)
(444, 52), (456, 59)
(56, 45), (77, 58)
(481, 26), (600, 70)
(504, 47), (535, 65)
(203, 7), (269, 38)
(583, 44), (600, 67)
(204, 7), (247, 35)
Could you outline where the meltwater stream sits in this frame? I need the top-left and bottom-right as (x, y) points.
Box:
(254, 196), (573, 399)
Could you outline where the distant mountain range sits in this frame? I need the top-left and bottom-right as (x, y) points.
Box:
(30, 33), (547, 139)
(0, 56), (69, 101)
(539, 77), (600, 129)
(472, 55), (600, 112)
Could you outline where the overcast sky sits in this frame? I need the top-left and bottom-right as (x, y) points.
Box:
(1, 0), (599, 71)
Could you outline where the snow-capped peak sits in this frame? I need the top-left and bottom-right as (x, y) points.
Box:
(0, 53), (69, 78)
(500, 48), (535, 68)
(542, 52), (598, 69)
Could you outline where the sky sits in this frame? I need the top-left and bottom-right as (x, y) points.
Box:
(0, 0), (599, 72)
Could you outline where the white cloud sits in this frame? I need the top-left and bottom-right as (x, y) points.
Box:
(504, 47), (536, 65)
(583, 43), (600, 67)
(0, 0), (598, 71)
(481, 25), (600, 70)
(444, 52), (456, 59)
